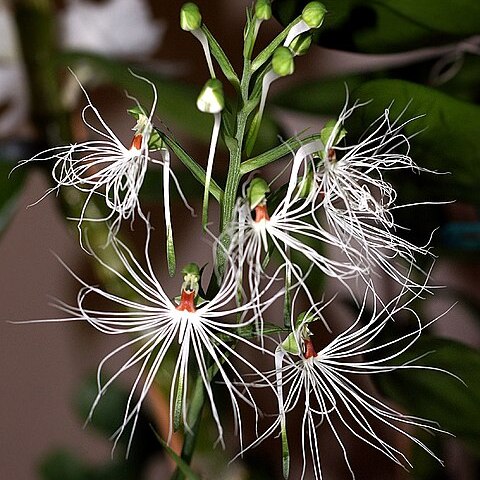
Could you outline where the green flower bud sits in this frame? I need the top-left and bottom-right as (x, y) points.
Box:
(247, 177), (270, 209)
(180, 2), (202, 31)
(196, 78), (224, 114)
(320, 118), (347, 147)
(289, 32), (312, 56)
(272, 46), (294, 77)
(281, 331), (301, 355)
(301, 2), (327, 29)
(255, 0), (272, 20)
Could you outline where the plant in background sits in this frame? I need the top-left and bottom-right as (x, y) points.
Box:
(5, 1), (480, 479)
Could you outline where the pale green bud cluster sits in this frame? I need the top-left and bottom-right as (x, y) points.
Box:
(255, 0), (272, 21)
(180, 2), (202, 31)
(302, 1), (327, 28)
(197, 78), (225, 114)
(272, 47), (295, 76)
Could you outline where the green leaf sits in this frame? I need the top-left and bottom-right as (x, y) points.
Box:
(348, 79), (480, 203)
(153, 434), (202, 480)
(376, 336), (480, 457)
(40, 450), (92, 480)
(273, 0), (480, 53)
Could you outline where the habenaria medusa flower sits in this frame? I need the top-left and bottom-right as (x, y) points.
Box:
(50, 229), (282, 454)
(283, 99), (439, 290)
(15, 71), (168, 242)
(243, 286), (453, 480)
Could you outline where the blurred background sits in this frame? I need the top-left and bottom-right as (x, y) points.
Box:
(1, 0), (480, 479)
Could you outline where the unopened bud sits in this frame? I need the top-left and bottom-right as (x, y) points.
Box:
(272, 46), (294, 77)
(196, 78), (224, 114)
(301, 2), (327, 29)
(255, 0), (272, 21)
(289, 32), (312, 56)
(180, 2), (202, 31)
(247, 177), (270, 209)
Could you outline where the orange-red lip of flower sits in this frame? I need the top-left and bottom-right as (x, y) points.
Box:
(130, 134), (143, 151)
(176, 289), (197, 313)
(303, 339), (317, 359)
(254, 203), (270, 222)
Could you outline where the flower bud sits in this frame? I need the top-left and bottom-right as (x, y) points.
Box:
(180, 2), (202, 31)
(255, 0), (272, 21)
(272, 46), (294, 77)
(301, 2), (327, 28)
(196, 78), (224, 114)
(288, 32), (312, 56)
(247, 177), (270, 209)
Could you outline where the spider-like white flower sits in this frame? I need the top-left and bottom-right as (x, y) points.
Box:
(243, 285), (453, 480)
(51, 229), (282, 454)
(227, 176), (365, 333)
(16, 72), (166, 242)
(283, 99), (438, 290)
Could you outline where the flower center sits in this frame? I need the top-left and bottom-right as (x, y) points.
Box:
(303, 339), (317, 359)
(176, 289), (196, 313)
(129, 134), (143, 151)
(254, 203), (270, 222)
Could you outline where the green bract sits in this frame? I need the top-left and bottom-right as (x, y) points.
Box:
(281, 332), (301, 355)
(272, 46), (294, 77)
(247, 177), (270, 209)
(301, 2), (327, 29)
(196, 78), (225, 114)
(180, 2), (202, 31)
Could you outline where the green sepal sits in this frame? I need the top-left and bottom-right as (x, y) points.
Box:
(296, 166), (315, 199)
(247, 177), (270, 209)
(180, 2), (202, 31)
(281, 331), (300, 355)
(320, 118), (347, 147)
(182, 262), (201, 294)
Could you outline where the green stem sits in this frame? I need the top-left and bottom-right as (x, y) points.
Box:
(14, 0), (70, 145)
(171, 376), (206, 480)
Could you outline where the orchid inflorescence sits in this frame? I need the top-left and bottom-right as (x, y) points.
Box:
(18, 2), (452, 478)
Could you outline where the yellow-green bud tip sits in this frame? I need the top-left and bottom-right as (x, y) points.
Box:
(180, 2), (202, 31)
(196, 78), (224, 114)
(255, 0), (272, 20)
(272, 46), (294, 77)
(301, 2), (327, 29)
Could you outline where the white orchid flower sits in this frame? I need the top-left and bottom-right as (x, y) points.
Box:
(242, 284), (454, 480)
(46, 228), (282, 455)
(15, 72), (163, 243)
